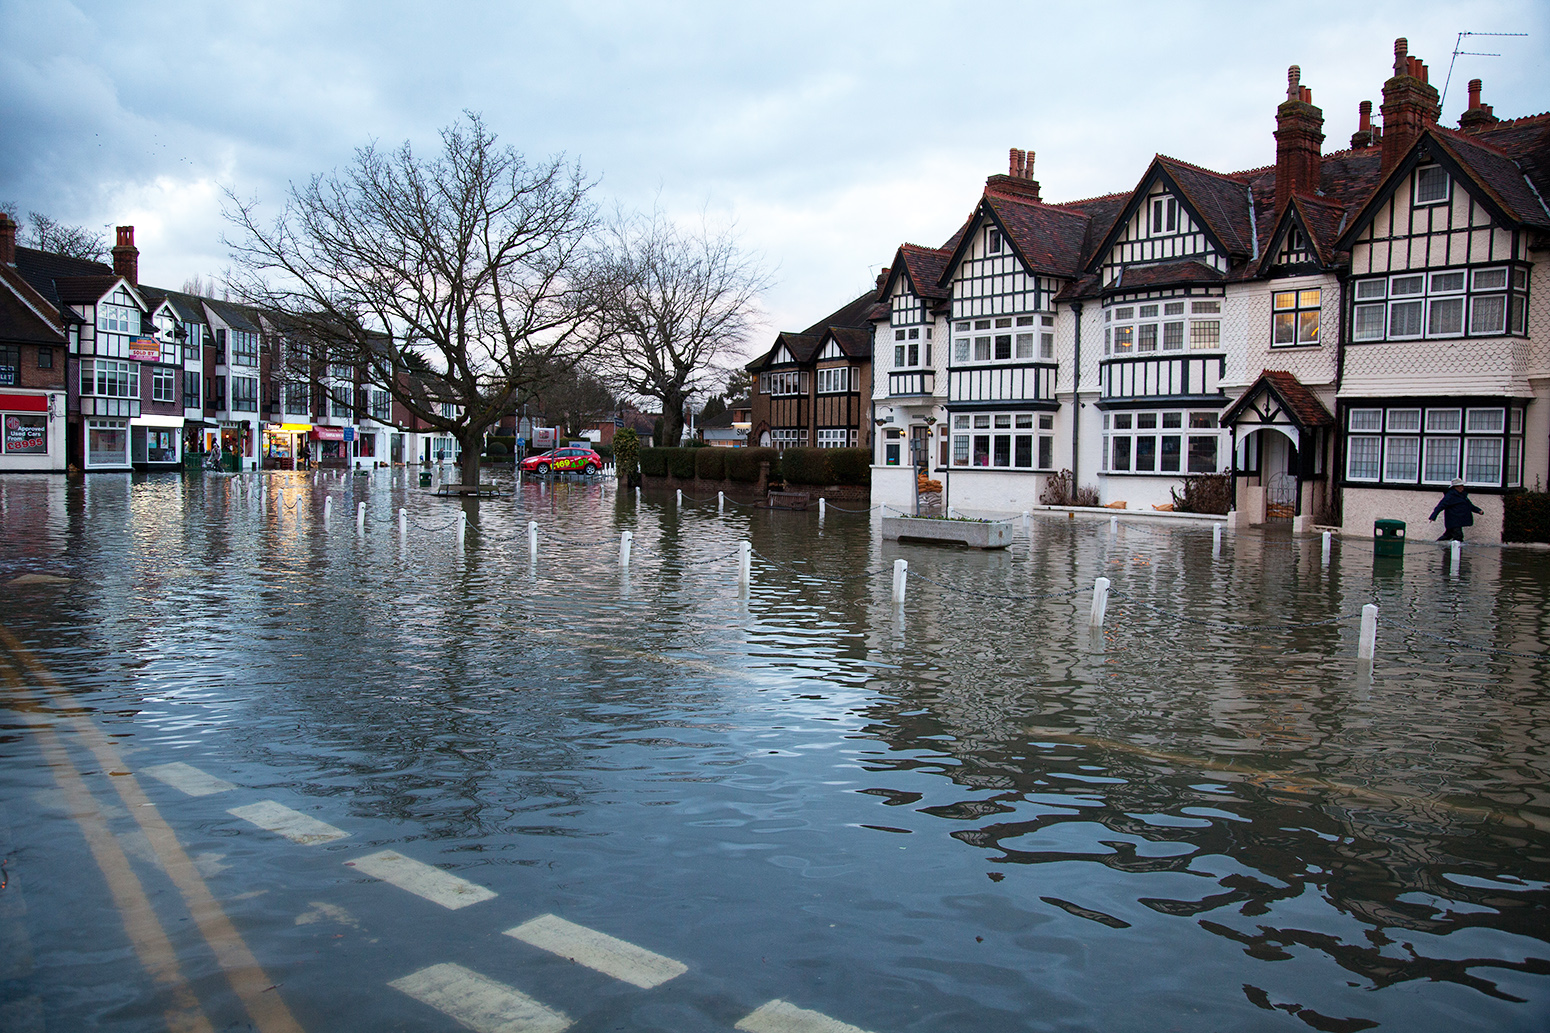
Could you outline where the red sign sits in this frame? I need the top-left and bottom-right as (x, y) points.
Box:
(309, 426), (345, 440)
(0, 393), (47, 412)
(129, 339), (161, 362)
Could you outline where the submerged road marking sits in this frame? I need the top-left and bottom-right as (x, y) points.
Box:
(144, 762), (237, 797)
(0, 631), (308, 1033)
(504, 913), (687, 989)
(347, 850), (496, 910)
(736, 999), (876, 1033)
(390, 962), (571, 1033)
(8, 698), (214, 1033)
(228, 801), (349, 845)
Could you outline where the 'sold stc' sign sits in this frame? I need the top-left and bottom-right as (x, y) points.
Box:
(129, 338), (161, 362)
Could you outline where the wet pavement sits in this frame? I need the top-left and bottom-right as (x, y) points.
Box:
(1, 468), (1548, 1032)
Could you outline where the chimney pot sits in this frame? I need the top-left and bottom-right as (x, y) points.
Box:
(0, 212), (16, 267)
(1287, 65), (1301, 101)
(1359, 100), (1371, 129)
(1394, 37), (1408, 74)
(1468, 79), (1482, 107)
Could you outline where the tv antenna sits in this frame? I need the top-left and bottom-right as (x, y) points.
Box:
(1440, 31), (1527, 110)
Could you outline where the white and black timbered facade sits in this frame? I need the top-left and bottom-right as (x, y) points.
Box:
(943, 215), (1063, 477)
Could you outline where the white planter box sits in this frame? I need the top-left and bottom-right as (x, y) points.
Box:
(881, 516), (1012, 549)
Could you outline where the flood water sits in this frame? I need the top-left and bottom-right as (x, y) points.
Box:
(1, 469), (1548, 1033)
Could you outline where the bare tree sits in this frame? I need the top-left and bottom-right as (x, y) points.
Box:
(530, 363), (617, 438)
(590, 210), (767, 446)
(0, 205), (108, 262)
(224, 112), (602, 486)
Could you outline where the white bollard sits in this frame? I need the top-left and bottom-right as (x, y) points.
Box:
(528, 520), (538, 561)
(399, 507), (407, 536)
(457, 510), (466, 548)
(324, 496), (332, 525)
(738, 540), (751, 590)
(1358, 603), (1378, 660)
(1022, 510), (1031, 535)
(676, 488), (682, 506)
(1450, 538), (1462, 575)
(233, 478), (241, 499)
(818, 498), (827, 522)
(620, 530), (633, 567)
(1213, 523), (1223, 555)
(635, 486), (641, 501)
(1322, 530), (1332, 566)
(1090, 576), (1111, 629)
(277, 488), (285, 513)
(718, 491), (725, 515)
(892, 558), (908, 605)
(357, 501), (365, 532)
(1110, 515), (1118, 534)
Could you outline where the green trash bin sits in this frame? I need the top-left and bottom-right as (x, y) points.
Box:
(419, 471), (432, 488)
(1374, 518), (1406, 557)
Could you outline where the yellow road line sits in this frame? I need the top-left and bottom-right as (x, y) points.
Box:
(0, 628), (306, 1033)
(0, 661), (213, 1033)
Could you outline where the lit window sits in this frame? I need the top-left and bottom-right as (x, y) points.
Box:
(1272, 288), (1321, 345)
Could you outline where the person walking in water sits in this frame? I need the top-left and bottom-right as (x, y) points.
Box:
(1429, 478), (1483, 541)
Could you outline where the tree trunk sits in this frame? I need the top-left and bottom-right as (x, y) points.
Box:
(458, 430), (484, 486)
(660, 388), (685, 446)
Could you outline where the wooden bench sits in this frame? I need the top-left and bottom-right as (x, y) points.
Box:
(433, 483), (504, 497)
(766, 491), (809, 510)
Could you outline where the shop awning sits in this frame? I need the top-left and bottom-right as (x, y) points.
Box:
(0, 393), (48, 412)
(310, 426), (345, 441)
(269, 423), (313, 433)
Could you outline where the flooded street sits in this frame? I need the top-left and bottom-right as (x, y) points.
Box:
(2, 469), (1548, 1032)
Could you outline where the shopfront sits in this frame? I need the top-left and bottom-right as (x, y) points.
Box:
(220, 420), (253, 469)
(1, 392), (65, 472)
(131, 414), (183, 468)
(310, 425), (354, 468)
(86, 417), (131, 470)
(263, 422), (312, 470)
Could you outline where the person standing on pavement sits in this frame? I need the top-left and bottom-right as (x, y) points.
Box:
(1429, 477), (1483, 541)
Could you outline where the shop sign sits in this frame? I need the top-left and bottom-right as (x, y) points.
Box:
(310, 426), (345, 441)
(129, 338), (161, 362)
(0, 393), (48, 412)
(4, 414), (47, 454)
(342, 427), (355, 442)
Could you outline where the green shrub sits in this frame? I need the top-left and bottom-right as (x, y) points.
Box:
(779, 448), (831, 485)
(1504, 491), (1550, 543)
(695, 447), (726, 481)
(666, 447), (697, 479)
(592, 443), (613, 461)
(824, 448), (871, 485)
(727, 447), (777, 483)
(486, 440), (508, 457)
(612, 428), (639, 476)
(638, 446), (666, 477)
(1171, 473), (1232, 515)
(487, 436), (516, 453)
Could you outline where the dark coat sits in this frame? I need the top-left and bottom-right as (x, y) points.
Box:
(1430, 488), (1483, 529)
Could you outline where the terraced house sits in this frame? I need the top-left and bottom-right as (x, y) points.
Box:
(855, 37), (1547, 542)
(747, 289), (877, 452)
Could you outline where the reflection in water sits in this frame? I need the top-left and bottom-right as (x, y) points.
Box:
(1, 468), (1547, 1031)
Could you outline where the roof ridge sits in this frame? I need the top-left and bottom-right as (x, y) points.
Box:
(984, 192), (1090, 220)
(1052, 190), (1130, 208)
(1428, 123), (1515, 159)
(1475, 111), (1550, 129)
(1155, 153), (1235, 180)
(899, 242), (949, 254)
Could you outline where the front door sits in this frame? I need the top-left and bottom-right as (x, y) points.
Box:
(910, 426), (930, 471)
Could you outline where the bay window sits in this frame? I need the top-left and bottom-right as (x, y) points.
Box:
(1345, 402), (1522, 486)
(1103, 409), (1220, 474)
(1352, 265), (1527, 341)
(949, 411), (1051, 470)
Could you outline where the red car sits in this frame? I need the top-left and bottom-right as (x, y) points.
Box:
(520, 446), (603, 475)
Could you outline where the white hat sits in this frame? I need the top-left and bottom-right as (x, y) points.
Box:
(1450, 477), (1464, 487)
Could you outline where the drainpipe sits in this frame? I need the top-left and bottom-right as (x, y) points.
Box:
(1333, 268), (1349, 527)
(1070, 300), (1084, 490)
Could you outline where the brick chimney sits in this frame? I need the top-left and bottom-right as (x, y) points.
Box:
(1349, 101), (1380, 150)
(112, 225), (138, 284)
(1274, 65), (1325, 212)
(875, 266), (890, 292)
(0, 212), (15, 266)
(989, 147), (1041, 201)
(1459, 78), (1498, 132)
(1379, 38), (1440, 178)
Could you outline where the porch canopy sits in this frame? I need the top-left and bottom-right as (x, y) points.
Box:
(1220, 370), (1334, 518)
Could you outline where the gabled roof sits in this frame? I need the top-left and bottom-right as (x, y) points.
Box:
(1335, 126), (1550, 250)
(0, 267), (67, 345)
(939, 191), (1092, 287)
(53, 274), (139, 307)
(1220, 370), (1334, 429)
(11, 246), (112, 313)
(1257, 194), (1348, 274)
(203, 297), (263, 333)
(819, 326), (872, 360)
(138, 284), (211, 325)
(750, 286), (878, 371)
(1083, 156), (1257, 275)
(878, 242), (953, 303)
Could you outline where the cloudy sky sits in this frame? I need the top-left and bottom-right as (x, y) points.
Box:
(3, 0), (1547, 369)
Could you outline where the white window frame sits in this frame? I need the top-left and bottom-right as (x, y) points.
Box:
(816, 367), (849, 394)
(1414, 165), (1449, 205)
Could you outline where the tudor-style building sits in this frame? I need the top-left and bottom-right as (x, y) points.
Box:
(0, 215), (70, 472)
(748, 288), (876, 453)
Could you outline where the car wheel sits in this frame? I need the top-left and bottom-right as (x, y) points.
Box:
(584, 462), (598, 474)
(536, 463), (550, 474)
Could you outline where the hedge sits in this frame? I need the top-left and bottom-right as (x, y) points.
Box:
(638, 447), (667, 477)
(694, 447), (726, 481)
(666, 447), (697, 479)
(1504, 491), (1550, 543)
(727, 447), (777, 483)
(778, 447), (871, 486)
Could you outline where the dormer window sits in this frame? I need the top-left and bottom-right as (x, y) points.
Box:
(1415, 165), (1449, 205)
(986, 229), (1003, 254)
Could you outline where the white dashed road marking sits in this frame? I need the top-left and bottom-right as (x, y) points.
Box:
(227, 801), (349, 845)
(390, 962), (571, 1033)
(504, 913), (687, 989)
(347, 849), (497, 910)
(143, 761), (237, 797)
(736, 999), (876, 1033)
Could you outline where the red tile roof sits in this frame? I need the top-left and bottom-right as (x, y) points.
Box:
(1220, 370), (1334, 428)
